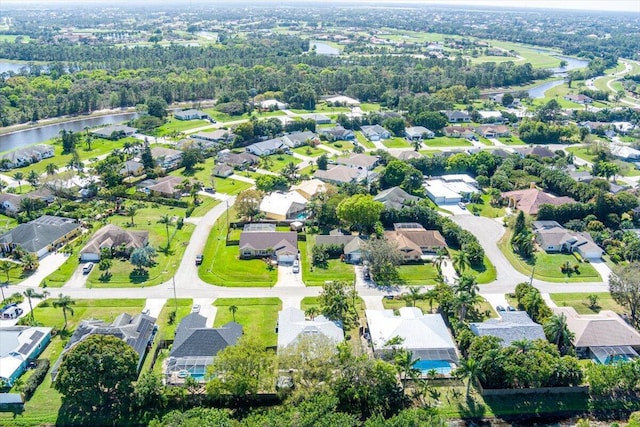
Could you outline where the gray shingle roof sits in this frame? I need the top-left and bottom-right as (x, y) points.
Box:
(171, 313), (242, 358)
(470, 311), (546, 347)
(0, 215), (80, 254)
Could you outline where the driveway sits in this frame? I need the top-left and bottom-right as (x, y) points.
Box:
(589, 259), (612, 285)
(275, 263), (304, 288)
(23, 252), (68, 288)
(143, 298), (167, 318)
(192, 298), (217, 327)
(63, 262), (93, 288)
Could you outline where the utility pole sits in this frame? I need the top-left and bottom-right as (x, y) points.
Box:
(172, 276), (178, 313)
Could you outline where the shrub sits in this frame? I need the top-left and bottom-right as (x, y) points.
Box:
(22, 359), (50, 400)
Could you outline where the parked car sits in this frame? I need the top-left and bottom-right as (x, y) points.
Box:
(195, 255), (204, 266)
(507, 305), (516, 312)
(191, 304), (201, 313)
(496, 305), (506, 312)
(458, 202), (466, 210)
(204, 187), (216, 193)
(83, 263), (94, 274)
(292, 260), (300, 273)
(1, 306), (23, 319)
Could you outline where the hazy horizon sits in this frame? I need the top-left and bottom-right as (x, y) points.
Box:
(0, 0), (638, 12)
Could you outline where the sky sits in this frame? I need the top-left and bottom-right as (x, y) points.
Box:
(1, 0), (638, 12)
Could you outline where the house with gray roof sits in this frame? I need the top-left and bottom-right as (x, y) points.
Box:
(79, 224), (149, 262)
(140, 175), (185, 198)
(318, 126), (354, 141)
(514, 146), (556, 159)
(282, 131), (317, 148)
(120, 160), (145, 177)
(91, 124), (137, 139)
(239, 231), (298, 264)
(0, 193), (22, 214)
(246, 138), (287, 156)
(217, 150), (259, 170)
(165, 313), (242, 384)
(277, 307), (344, 352)
(360, 125), (390, 141)
(302, 114), (332, 125)
(0, 215), (81, 258)
(314, 165), (363, 185)
(191, 129), (234, 144)
(174, 109), (209, 121)
(51, 312), (157, 380)
(533, 221), (603, 260)
(470, 311), (546, 347)
(443, 110), (471, 123)
(0, 144), (55, 170)
(151, 147), (182, 171)
(213, 164), (234, 178)
(405, 126), (434, 140)
(374, 187), (419, 210)
(336, 153), (378, 171)
(315, 233), (364, 263)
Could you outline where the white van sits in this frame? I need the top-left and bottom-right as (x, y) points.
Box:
(292, 260), (300, 273)
(1, 306), (23, 319)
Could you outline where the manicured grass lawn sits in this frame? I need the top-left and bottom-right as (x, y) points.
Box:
(449, 249), (497, 285)
(497, 136), (526, 145)
(498, 230), (601, 283)
(0, 35), (31, 42)
(214, 177), (253, 194)
(289, 103), (350, 114)
(382, 137), (410, 149)
(301, 235), (355, 286)
(292, 145), (325, 157)
(264, 154), (301, 172)
(0, 213), (18, 234)
(190, 196), (219, 217)
(397, 262), (439, 286)
(354, 132), (376, 149)
(424, 137), (471, 148)
(565, 146), (598, 163)
(87, 204), (195, 288)
(199, 208), (277, 287)
(214, 298), (282, 347)
(329, 140), (355, 152)
(488, 40), (565, 68)
(169, 157), (252, 195)
(201, 109), (285, 123)
(31, 298), (145, 331)
(43, 231), (99, 287)
(467, 194), (506, 218)
(360, 103), (381, 112)
(550, 292), (625, 315)
(155, 119), (210, 136)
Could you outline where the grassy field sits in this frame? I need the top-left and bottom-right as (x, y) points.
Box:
(301, 235), (356, 286)
(498, 230), (601, 283)
(354, 132), (377, 149)
(0, 35), (31, 42)
(424, 137), (472, 148)
(497, 136), (526, 146)
(565, 146), (598, 163)
(397, 262), (439, 286)
(382, 137), (411, 149)
(214, 298), (282, 347)
(488, 40), (564, 68)
(201, 108), (284, 123)
(155, 119), (210, 136)
(328, 140), (355, 152)
(360, 103), (381, 112)
(292, 145), (326, 158)
(550, 292), (625, 315)
(169, 157), (252, 195)
(467, 194), (506, 218)
(189, 196), (219, 217)
(264, 154), (302, 172)
(0, 213), (18, 234)
(199, 208), (277, 287)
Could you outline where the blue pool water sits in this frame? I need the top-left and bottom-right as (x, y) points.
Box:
(414, 359), (452, 375)
(296, 212), (309, 220)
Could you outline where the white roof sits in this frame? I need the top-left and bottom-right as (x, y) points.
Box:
(290, 179), (327, 199)
(277, 307), (344, 351)
(440, 174), (477, 184)
(259, 191), (308, 217)
(424, 179), (464, 200)
(0, 326), (51, 382)
(611, 144), (640, 159)
(478, 110), (503, 119)
(260, 99), (287, 108)
(325, 95), (360, 106)
(366, 308), (456, 353)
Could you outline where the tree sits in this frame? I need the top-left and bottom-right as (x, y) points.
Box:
(234, 189), (263, 221)
(158, 214), (172, 249)
(382, 117), (406, 137)
(362, 238), (403, 286)
(512, 210), (526, 236)
(610, 263), (640, 328)
(317, 154), (329, 170)
(45, 163), (58, 176)
(181, 148), (204, 173)
(20, 252), (39, 272)
(228, 305), (238, 322)
(0, 259), (19, 283)
(149, 408), (233, 427)
(146, 96), (168, 119)
(54, 335), (138, 422)
(26, 169), (40, 188)
(20, 197), (45, 218)
(587, 294), (600, 310)
(414, 111), (447, 133)
(319, 280), (356, 326)
(454, 358), (483, 399)
(281, 161), (298, 183)
(336, 194), (384, 233)
(393, 349), (420, 389)
(130, 246), (157, 273)
(277, 334), (340, 393)
(403, 286), (424, 307)
(141, 144), (155, 170)
(126, 205), (137, 226)
(452, 250), (471, 273)
(501, 93), (514, 107)
(134, 371), (166, 411)
(13, 171), (23, 193)
(206, 335), (274, 401)
(305, 306), (319, 320)
(53, 294), (75, 330)
(23, 288), (47, 322)
(543, 313), (575, 355)
(60, 129), (78, 154)
(98, 258), (112, 274)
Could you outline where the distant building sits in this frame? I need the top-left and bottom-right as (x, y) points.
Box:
(314, 165), (367, 185)
(0, 215), (81, 258)
(373, 187), (419, 210)
(259, 99), (288, 110)
(91, 124), (137, 140)
(246, 139), (287, 157)
(174, 109), (209, 121)
(470, 311), (545, 347)
(405, 126), (435, 140)
(290, 179), (327, 200)
(336, 153), (378, 171)
(259, 191), (308, 221)
(151, 147), (182, 171)
(325, 95), (360, 106)
(502, 188), (575, 216)
(564, 94), (593, 104)
(442, 110), (471, 123)
(424, 174), (479, 205)
(360, 125), (390, 141)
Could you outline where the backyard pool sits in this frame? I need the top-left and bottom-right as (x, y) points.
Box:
(414, 359), (452, 375)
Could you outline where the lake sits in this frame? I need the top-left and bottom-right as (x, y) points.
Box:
(0, 61), (29, 74)
(528, 80), (564, 99)
(0, 112), (140, 152)
(312, 42), (340, 56)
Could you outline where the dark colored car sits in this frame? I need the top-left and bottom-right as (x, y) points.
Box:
(195, 255), (204, 266)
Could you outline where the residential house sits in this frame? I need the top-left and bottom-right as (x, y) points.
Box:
(217, 150), (259, 170)
(259, 191), (308, 221)
(0, 326), (52, 386)
(360, 125), (390, 141)
(51, 312), (157, 380)
(491, 148), (512, 159)
(317, 126), (355, 141)
(564, 94), (593, 104)
(385, 223), (447, 262)
(394, 150), (423, 161)
(553, 307), (640, 364)
(165, 313), (242, 384)
(336, 153), (378, 171)
(239, 231), (298, 264)
(475, 125), (510, 138)
(151, 147), (182, 171)
(119, 160), (145, 177)
(424, 175), (479, 205)
(291, 179), (327, 200)
(91, 124), (137, 139)
(314, 165), (364, 185)
(191, 130), (234, 144)
(0, 145), (55, 169)
(246, 138), (287, 157)
(366, 308), (458, 374)
(405, 126), (435, 141)
(514, 146), (556, 159)
(140, 175), (185, 199)
(282, 131), (317, 148)
(0, 215), (81, 258)
(578, 121), (610, 134)
(325, 95), (360, 106)
(174, 109), (208, 121)
(315, 233), (365, 264)
(533, 220), (603, 260)
(212, 164), (234, 178)
(443, 110), (471, 123)
(470, 311), (546, 347)
(610, 144), (640, 161)
(79, 224), (149, 262)
(502, 188), (576, 216)
(302, 114), (332, 125)
(477, 111), (504, 122)
(277, 307), (344, 352)
(443, 126), (475, 139)
(259, 99), (288, 110)
(0, 394), (24, 411)
(0, 193), (22, 214)
(373, 187), (419, 210)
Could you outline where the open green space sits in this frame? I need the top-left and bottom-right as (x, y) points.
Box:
(498, 230), (601, 283)
(354, 131), (376, 149)
(487, 40), (565, 69)
(31, 298), (145, 331)
(262, 154), (302, 172)
(329, 140), (355, 152)
(360, 103), (381, 112)
(497, 136), (526, 146)
(382, 137), (410, 149)
(0, 213), (18, 234)
(201, 108), (284, 123)
(565, 146), (598, 163)
(292, 144), (325, 157)
(289, 103), (350, 115)
(382, 294), (496, 320)
(199, 208), (277, 287)
(301, 234), (355, 286)
(189, 195), (219, 217)
(214, 298), (282, 347)
(467, 194), (506, 219)
(470, 55), (521, 65)
(423, 137), (472, 148)
(0, 35), (31, 42)
(155, 119), (210, 136)
(396, 262), (439, 286)
(169, 157), (252, 195)
(550, 292), (625, 315)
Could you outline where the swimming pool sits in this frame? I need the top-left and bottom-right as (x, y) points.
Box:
(414, 359), (452, 375)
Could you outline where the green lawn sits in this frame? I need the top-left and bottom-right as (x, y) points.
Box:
(292, 145), (326, 158)
(301, 235), (355, 286)
(190, 196), (220, 217)
(360, 103), (381, 112)
(201, 108), (285, 123)
(498, 230), (601, 283)
(42, 230), (99, 287)
(329, 140), (355, 152)
(155, 119), (210, 136)
(214, 298), (282, 347)
(87, 204), (195, 288)
(396, 262), (439, 286)
(354, 132), (376, 149)
(382, 137), (411, 149)
(289, 103), (350, 114)
(424, 137), (472, 148)
(0, 35), (31, 42)
(565, 146), (598, 163)
(264, 154), (302, 172)
(199, 208), (277, 287)
(169, 157), (252, 195)
(497, 136), (526, 146)
(488, 40), (566, 69)
(550, 292), (625, 315)
(0, 213), (18, 234)
(467, 194), (506, 218)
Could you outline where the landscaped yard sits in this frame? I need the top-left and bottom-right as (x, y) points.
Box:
(449, 250), (497, 285)
(354, 131), (376, 149)
(328, 140), (355, 152)
(565, 146), (598, 163)
(423, 137), (472, 148)
(189, 196), (219, 217)
(381, 294), (497, 320)
(264, 154), (302, 172)
(467, 194), (506, 218)
(498, 230), (601, 283)
(301, 235), (356, 286)
(292, 145), (326, 157)
(382, 137), (411, 149)
(396, 262), (439, 286)
(497, 136), (526, 146)
(155, 119), (210, 137)
(214, 297), (282, 347)
(168, 157), (252, 195)
(199, 208), (277, 287)
(550, 292), (625, 315)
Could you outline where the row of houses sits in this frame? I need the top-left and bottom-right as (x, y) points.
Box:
(0, 145), (55, 170)
(444, 124), (510, 138)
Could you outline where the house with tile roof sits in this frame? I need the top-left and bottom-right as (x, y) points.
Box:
(140, 175), (185, 198)
(277, 307), (344, 352)
(405, 126), (435, 140)
(314, 165), (364, 185)
(246, 138), (288, 157)
(374, 187), (419, 210)
(165, 313), (242, 384)
(336, 153), (378, 171)
(79, 224), (149, 262)
(502, 188), (575, 216)
(385, 223), (447, 262)
(291, 179), (327, 200)
(470, 311), (545, 347)
(533, 220), (603, 260)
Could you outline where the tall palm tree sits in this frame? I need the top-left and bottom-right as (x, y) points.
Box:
(23, 288), (47, 322)
(455, 358), (483, 399)
(53, 294), (75, 330)
(404, 286), (424, 307)
(543, 313), (575, 354)
(45, 163), (58, 176)
(158, 214), (172, 249)
(305, 306), (319, 320)
(12, 171), (24, 193)
(26, 169), (40, 189)
(452, 250), (471, 273)
(394, 349), (420, 390)
(454, 291), (480, 321)
(0, 259), (19, 283)
(454, 274), (479, 297)
(511, 339), (534, 354)
(126, 205), (137, 226)
(281, 162), (298, 183)
(0, 179), (7, 193)
(228, 304), (238, 322)
(190, 181), (203, 204)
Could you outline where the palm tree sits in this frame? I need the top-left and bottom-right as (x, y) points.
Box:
(53, 294), (75, 330)
(424, 289), (437, 313)
(452, 250), (471, 273)
(412, 138), (422, 152)
(455, 358), (483, 399)
(190, 181), (203, 204)
(228, 304), (238, 322)
(454, 291), (479, 321)
(454, 274), (479, 297)
(45, 163), (58, 176)
(0, 179), (7, 193)
(543, 313), (575, 355)
(281, 161), (298, 183)
(0, 259), (19, 284)
(394, 349), (420, 390)
(511, 339), (534, 354)
(13, 171), (23, 193)
(404, 286), (424, 307)
(158, 214), (172, 249)
(23, 288), (47, 322)
(26, 169), (40, 188)
(305, 306), (319, 320)
(126, 205), (137, 226)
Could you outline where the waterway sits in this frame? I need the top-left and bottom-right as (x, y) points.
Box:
(0, 61), (29, 74)
(0, 112), (139, 152)
(312, 42), (340, 56)
(528, 79), (564, 99)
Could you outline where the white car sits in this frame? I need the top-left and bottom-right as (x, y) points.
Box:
(191, 304), (201, 313)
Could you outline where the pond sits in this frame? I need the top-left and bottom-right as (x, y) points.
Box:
(528, 80), (564, 99)
(312, 42), (340, 56)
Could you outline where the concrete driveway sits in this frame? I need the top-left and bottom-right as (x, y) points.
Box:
(22, 253), (68, 288)
(192, 298), (217, 327)
(63, 262), (93, 288)
(142, 298), (167, 318)
(275, 263), (304, 288)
